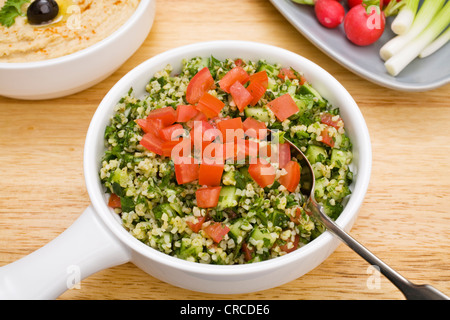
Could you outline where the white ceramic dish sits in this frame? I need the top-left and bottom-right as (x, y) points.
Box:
(0, 41), (372, 299)
(270, 0), (450, 92)
(0, 0), (156, 100)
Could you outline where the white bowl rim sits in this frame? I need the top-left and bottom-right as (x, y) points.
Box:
(0, 0), (153, 68)
(84, 40), (372, 276)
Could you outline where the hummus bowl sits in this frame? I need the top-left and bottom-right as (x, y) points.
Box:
(0, 0), (156, 100)
(0, 41), (372, 299)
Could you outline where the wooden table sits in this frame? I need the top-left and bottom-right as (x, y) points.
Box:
(1, 0), (449, 300)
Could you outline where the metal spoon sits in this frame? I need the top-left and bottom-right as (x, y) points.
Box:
(281, 135), (449, 300)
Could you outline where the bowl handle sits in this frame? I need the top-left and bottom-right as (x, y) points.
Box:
(0, 205), (130, 299)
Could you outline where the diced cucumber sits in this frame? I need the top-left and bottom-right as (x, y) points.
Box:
(238, 166), (252, 181)
(244, 107), (270, 123)
(331, 149), (353, 167)
(299, 83), (324, 102)
(153, 203), (176, 221)
(248, 227), (277, 248)
(111, 168), (128, 188)
(268, 210), (290, 228)
(221, 171), (236, 186)
(217, 186), (239, 210)
(293, 96), (308, 115)
(177, 237), (203, 260)
(229, 218), (251, 240)
(267, 77), (277, 90)
(305, 145), (328, 164)
(256, 61), (280, 79)
(314, 177), (329, 200)
(169, 202), (183, 216)
(150, 232), (173, 254)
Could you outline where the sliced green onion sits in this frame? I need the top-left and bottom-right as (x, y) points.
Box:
(385, 1), (450, 76)
(391, 0), (420, 35)
(291, 0), (315, 5)
(419, 27), (450, 58)
(380, 0), (445, 61)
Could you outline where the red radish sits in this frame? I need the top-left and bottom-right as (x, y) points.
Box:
(348, 0), (387, 9)
(344, 4), (385, 46)
(347, 0), (362, 8)
(315, 0), (345, 29)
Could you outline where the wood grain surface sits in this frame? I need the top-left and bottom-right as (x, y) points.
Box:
(1, 0), (449, 300)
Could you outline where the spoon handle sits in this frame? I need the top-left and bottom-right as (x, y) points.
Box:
(310, 203), (449, 300)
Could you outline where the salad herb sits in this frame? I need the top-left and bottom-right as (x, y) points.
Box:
(0, 0), (30, 27)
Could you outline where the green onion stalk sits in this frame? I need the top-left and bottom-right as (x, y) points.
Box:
(419, 26), (450, 58)
(385, 0), (450, 76)
(390, 0), (420, 35)
(380, 0), (445, 61)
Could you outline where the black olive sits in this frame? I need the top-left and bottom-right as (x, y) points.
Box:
(27, 0), (59, 25)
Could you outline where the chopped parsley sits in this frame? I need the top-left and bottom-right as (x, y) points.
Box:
(0, 0), (30, 27)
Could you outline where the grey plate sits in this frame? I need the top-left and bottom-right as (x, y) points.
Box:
(270, 0), (450, 92)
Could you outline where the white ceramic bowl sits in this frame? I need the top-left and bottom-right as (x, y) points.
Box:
(0, 0), (156, 100)
(0, 41), (372, 299)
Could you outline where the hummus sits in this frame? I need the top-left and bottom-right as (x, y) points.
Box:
(0, 0), (140, 63)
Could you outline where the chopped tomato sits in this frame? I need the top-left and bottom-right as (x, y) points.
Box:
(242, 242), (254, 261)
(186, 111), (208, 129)
(290, 207), (302, 225)
(196, 93), (225, 118)
(249, 70), (269, 89)
(198, 161), (224, 186)
(278, 68), (307, 85)
(136, 118), (165, 136)
(219, 66), (250, 93)
(161, 139), (181, 157)
(229, 81), (253, 112)
(190, 120), (220, 160)
(186, 216), (206, 233)
(190, 119), (218, 144)
(246, 81), (266, 106)
(202, 141), (224, 162)
(248, 158), (276, 188)
(279, 160), (301, 193)
(234, 58), (245, 67)
(108, 193), (121, 209)
(196, 186), (222, 208)
(217, 117), (244, 143)
(186, 67), (215, 104)
(176, 104), (199, 123)
(279, 234), (300, 253)
(159, 123), (184, 141)
(146, 107), (177, 126)
(203, 221), (230, 243)
(320, 112), (343, 129)
(320, 127), (335, 147)
(140, 132), (164, 156)
(162, 138), (191, 158)
(267, 93), (299, 122)
(242, 117), (267, 139)
(174, 157), (199, 184)
(275, 142), (291, 169)
(278, 68), (298, 80)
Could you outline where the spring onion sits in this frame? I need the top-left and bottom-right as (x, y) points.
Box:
(291, 0), (315, 5)
(419, 27), (450, 58)
(379, 0), (445, 61)
(391, 0), (420, 35)
(384, 1), (450, 76)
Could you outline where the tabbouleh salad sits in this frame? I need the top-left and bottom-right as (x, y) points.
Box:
(100, 56), (353, 265)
